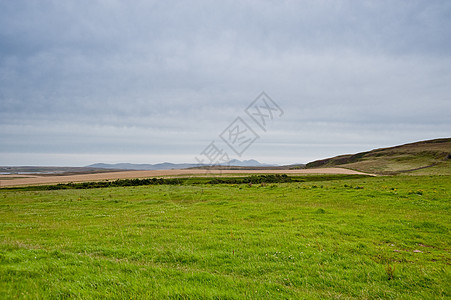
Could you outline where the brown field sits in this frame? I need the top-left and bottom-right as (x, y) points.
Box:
(0, 168), (373, 187)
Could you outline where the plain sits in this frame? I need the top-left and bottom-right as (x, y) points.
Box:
(0, 175), (450, 299)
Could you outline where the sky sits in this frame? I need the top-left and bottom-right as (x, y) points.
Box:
(0, 0), (450, 166)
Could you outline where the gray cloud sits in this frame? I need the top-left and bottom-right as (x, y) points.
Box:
(0, 0), (450, 165)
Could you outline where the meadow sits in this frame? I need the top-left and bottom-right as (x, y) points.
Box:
(0, 175), (450, 299)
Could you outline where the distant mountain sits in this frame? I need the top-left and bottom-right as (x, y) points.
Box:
(306, 138), (451, 175)
(87, 159), (276, 170)
(86, 162), (199, 170)
(227, 159), (275, 167)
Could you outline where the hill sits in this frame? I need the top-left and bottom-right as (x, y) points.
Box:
(87, 162), (201, 171)
(87, 160), (275, 170)
(306, 138), (451, 175)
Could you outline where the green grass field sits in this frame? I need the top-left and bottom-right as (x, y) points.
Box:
(1, 175), (450, 299)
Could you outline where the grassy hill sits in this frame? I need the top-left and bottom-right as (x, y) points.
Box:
(306, 138), (451, 175)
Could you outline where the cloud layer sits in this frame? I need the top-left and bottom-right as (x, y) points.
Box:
(1, 0), (450, 165)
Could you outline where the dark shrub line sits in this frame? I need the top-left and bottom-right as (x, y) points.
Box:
(46, 175), (295, 190)
(46, 178), (181, 190)
(207, 174), (293, 184)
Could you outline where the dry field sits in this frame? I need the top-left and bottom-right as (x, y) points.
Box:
(0, 168), (373, 187)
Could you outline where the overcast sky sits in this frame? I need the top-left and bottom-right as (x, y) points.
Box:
(0, 0), (450, 166)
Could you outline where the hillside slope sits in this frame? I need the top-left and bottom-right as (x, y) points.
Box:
(306, 138), (451, 175)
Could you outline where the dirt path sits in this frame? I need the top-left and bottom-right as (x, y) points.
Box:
(0, 168), (373, 187)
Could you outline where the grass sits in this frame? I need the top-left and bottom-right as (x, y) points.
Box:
(306, 138), (450, 175)
(343, 157), (451, 176)
(0, 175), (450, 299)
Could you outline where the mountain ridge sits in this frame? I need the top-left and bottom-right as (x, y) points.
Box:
(87, 159), (276, 170)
